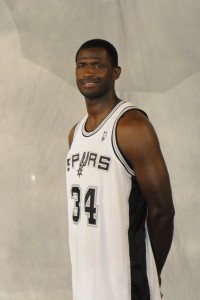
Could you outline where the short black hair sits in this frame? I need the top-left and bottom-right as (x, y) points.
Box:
(75, 39), (118, 67)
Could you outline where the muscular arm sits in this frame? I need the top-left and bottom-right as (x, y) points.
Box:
(117, 110), (175, 284)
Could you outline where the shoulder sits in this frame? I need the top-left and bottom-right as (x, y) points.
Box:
(68, 123), (78, 148)
(116, 109), (162, 166)
(117, 108), (154, 138)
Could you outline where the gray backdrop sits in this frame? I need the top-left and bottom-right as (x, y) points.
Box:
(0, 0), (200, 299)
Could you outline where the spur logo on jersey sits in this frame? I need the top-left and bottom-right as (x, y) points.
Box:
(67, 151), (111, 176)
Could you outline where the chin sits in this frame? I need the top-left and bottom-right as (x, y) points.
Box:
(79, 89), (101, 99)
(78, 87), (109, 100)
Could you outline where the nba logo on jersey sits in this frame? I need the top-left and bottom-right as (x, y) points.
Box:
(101, 131), (107, 141)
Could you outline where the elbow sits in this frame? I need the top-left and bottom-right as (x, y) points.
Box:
(148, 204), (175, 226)
(164, 208), (175, 231)
(166, 203), (175, 222)
(164, 204), (175, 220)
(161, 206), (175, 225)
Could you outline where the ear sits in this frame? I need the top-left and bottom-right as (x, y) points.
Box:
(112, 66), (121, 80)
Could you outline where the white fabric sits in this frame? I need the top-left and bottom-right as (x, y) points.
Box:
(0, 0), (200, 299)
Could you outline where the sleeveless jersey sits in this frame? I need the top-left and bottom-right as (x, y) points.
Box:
(66, 101), (161, 300)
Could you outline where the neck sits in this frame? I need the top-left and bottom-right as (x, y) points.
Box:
(84, 93), (121, 132)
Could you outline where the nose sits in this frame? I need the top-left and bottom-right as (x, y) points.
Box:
(83, 65), (95, 76)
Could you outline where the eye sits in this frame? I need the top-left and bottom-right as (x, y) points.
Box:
(94, 63), (103, 69)
(76, 63), (86, 69)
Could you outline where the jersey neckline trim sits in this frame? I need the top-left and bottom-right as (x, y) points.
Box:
(82, 101), (126, 137)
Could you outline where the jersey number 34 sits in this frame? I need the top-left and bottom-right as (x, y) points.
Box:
(71, 185), (98, 226)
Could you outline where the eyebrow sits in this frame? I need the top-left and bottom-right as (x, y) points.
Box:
(77, 56), (105, 61)
(76, 59), (107, 67)
(77, 60), (105, 64)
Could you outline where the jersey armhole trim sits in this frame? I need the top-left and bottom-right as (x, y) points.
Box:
(111, 106), (138, 176)
(70, 119), (84, 147)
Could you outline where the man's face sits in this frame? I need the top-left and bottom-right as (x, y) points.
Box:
(76, 47), (118, 99)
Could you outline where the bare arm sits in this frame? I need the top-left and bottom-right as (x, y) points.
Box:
(117, 110), (175, 284)
(68, 124), (77, 148)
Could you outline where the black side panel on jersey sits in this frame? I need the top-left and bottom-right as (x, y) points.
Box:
(128, 177), (150, 300)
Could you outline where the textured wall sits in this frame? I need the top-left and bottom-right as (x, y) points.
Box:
(0, 0), (200, 299)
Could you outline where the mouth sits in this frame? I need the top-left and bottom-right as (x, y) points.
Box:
(79, 78), (101, 88)
(82, 82), (97, 88)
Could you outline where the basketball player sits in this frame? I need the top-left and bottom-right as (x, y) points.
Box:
(66, 39), (175, 300)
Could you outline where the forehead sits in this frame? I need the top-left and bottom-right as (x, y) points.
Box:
(76, 47), (110, 62)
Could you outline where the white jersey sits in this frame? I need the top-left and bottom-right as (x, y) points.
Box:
(66, 101), (161, 300)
